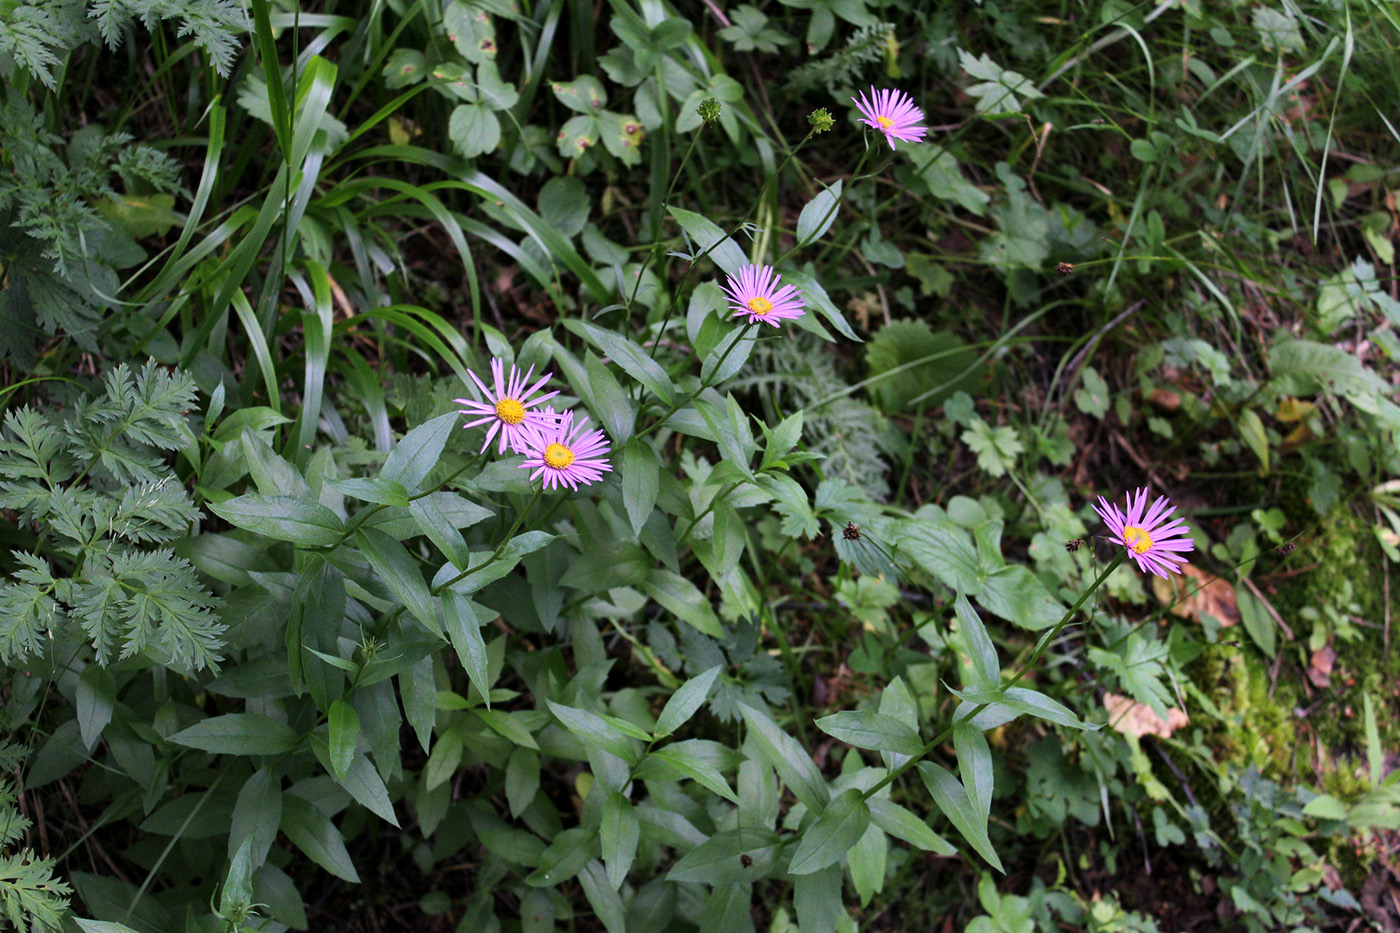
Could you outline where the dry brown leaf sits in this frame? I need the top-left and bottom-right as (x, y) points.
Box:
(1152, 564), (1239, 627)
(1104, 693), (1189, 738)
(1307, 645), (1336, 688)
(1148, 388), (1182, 412)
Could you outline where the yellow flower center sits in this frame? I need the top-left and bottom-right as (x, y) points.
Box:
(747, 296), (773, 315)
(544, 442), (575, 469)
(494, 398), (526, 425)
(1123, 526), (1154, 554)
(876, 115), (893, 129)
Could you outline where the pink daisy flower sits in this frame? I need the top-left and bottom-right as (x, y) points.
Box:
(518, 408), (612, 491)
(455, 359), (560, 455)
(1092, 488), (1195, 578)
(852, 87), (927, 150)
(721, 264), (805, 327)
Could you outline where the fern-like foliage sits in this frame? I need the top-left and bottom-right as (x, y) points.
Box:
(785, 21), (894, 94)
(0, 0), (92, 89)
(0, 98), (179, 367)
(732, 335), (895, 500)
(88, 0), (249, 76)
(0, 747), (71, 932)
(0, 362), (224, 672)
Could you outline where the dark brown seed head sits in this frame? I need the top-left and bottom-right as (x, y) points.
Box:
(1056, 262), (1075, 276)
(843, 522), (861, 541)
(1065, 538), (1083, 552)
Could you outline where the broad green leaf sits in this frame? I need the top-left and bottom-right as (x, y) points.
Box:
(848, 823), (886, 906)
(475, 708), (540, 749)
(666, 828), (781, 883)
(867, 798), (956, 854)
(564, 319), (675, 406)
(335, 750), (399, 826)
(954, 722), (993, 825)
(358, 528), (439, 635)
(668, 206), (747, 276)
(641, 569), (724, 638)
(381, 412), (458, 491)
(634, 744), (739, 802)
(954, 594), (999, 685)
(796, 180), (842, 247)
(425, 727), (465, 790)
(654, 664), (723, 738)
(210, 494), (345, 547)
(327, 700), (359, 781)
(578, 860), (626, 933)
(1236, 583), (1277, 657)
(506, 746), (540, 818)
(738, 702), (829, 812)
(280, 795), (360, 882)
(526, 827), (597, 886)
(330, 477), (409, 507)
(76, 665), (116, 751)
(788, 788), (870, 875)
(410, 494), (473, 569)
(816, 711), (924, 756)
(999, 686), (1085, 729)
(975, 566), (1066, 631)
(444, 593), (493, 703)
(547, 701), (639, 764)
(601, 792), (640, 888)
(898, 520), (981, 593)
(794, 863), (843, 928)
(171, 714), (298, 756)
(229, 768), (282, 865)
(917, 762), (1003, 871)
(450, 102), (501, 157)
(621, 439), (660, 536)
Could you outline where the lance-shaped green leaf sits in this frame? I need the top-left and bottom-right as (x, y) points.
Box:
(601, 792), (640, 889)
(867, 798), (956, 854)
(917, 761), (1003, 871)
(444, 592), (492, 704)
(788, 788), (870, 875)
(358, 527), (438, 635)
(433, 531), (555, 594)
(280, 796), (360, 882)
(816, 711), (924, 756)
(526, 827), (598, 887)
(330, 477), (409, 507)
(634, 743), (738, 803)
(381, 412), (457, 491)
(955, 593), (1000, 687)
(210, 494), (345, 546)
(563, 319), (675, 405)
(666, 828), (781, 883)
(228, 768), (282, 865)
(547, 701), (640, 764)
(621, 439), (660, 536)
(955, 722), (993, 825)
(327, 700), (360, 781)
(794, 863), (844, 930)
(654, 664), (722, 738)
(738, 702), (829, 813)
(171, 714), (299, 756)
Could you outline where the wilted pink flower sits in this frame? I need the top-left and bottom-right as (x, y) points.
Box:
(519, 408), (612, 491)
(1093, 488), (1195, 578)
(852, 87), (927, 150)
(455, 359), (559, 455)
(721, 264), (805, 327)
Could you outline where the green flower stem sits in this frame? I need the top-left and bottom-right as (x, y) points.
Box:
(674, 480), (742, 549)
(635, 320), (759, 440)
(434, 485), (544, 593)
(862, 552), (1126, 801)
(772, 142), (881, 269)
(333, 454), (480, 546)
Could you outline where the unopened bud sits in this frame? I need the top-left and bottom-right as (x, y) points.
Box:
(808, 108), (835, 133)
(698, 97), (722, 126)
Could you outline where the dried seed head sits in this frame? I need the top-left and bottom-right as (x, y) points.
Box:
(843, 522), (862, 541)
(1065, 538), (1083, 552)
(1056, 262), (1075, 276)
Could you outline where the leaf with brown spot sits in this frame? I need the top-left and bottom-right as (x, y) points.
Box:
(1104, 693), (1189, 738)
(1153, 565), (1239, 627)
